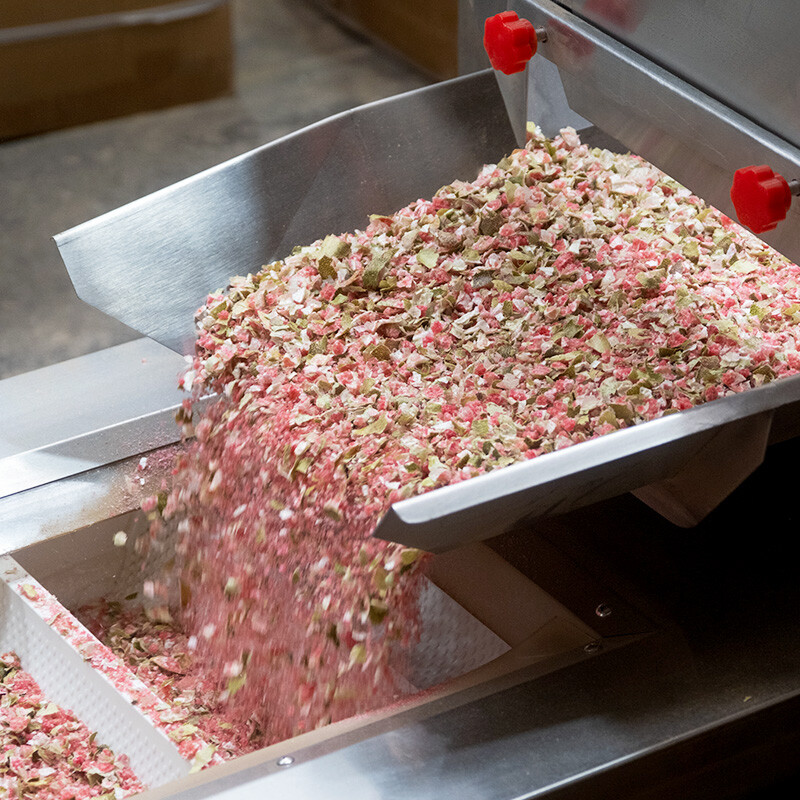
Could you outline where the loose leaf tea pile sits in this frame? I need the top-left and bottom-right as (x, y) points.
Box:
(80, 601), (270, 761)
(0, 652), (143, 799)
(143, 127), (800, 745)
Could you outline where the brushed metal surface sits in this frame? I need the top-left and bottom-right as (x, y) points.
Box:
(457, 0), (505, 74)
(0, 450), (171, 555)
(55, 71), (517, 355)
(494, 69), (529, 148)
(132, 630), (800, 800)
(0, 339), (189, 499)
(560, 0), (800, 151)
(510, 0), (800, 264)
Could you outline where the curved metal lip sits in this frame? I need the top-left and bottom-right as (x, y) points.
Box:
(375, 371), (800, 551)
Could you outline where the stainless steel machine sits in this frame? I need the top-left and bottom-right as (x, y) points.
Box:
(2, 1), (800, 797)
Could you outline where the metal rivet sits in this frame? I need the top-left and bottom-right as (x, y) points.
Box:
(595, 603), (613, 618)
(277, 756), (295, 767)
(584, 640), (602, 654)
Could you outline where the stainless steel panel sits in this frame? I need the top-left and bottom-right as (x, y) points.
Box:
(134, 633), (800, 800)
(55, 71), (517, 355)
(0, 339), (190, 499)
(494, 69), (530, 148)
(560, 0), (800, 151)
(0, 449), (174, 554)
(509, 0), (800, 265)
(457, 0), (505, 74)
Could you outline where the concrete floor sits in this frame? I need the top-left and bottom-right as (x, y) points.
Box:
(0, 0), (429, 380)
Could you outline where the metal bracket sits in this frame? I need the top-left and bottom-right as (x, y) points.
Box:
(634, 411), (774, 527)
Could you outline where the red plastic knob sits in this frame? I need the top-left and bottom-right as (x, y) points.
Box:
(484, 11), (538, 75)
(730, 165), (792, 234)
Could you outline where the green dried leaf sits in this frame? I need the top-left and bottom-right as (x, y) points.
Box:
(350, 643), (367, 664)
(752, 363), (776, 380)
(636, 269), (665, 291)
(39, 702), (60, 717)
(353, 414), (389, 437)
(362, 249), (394, 290)
(587, 332), (611, 353)
(730, 259), (758, 274)
(417, 248), (439, 269)
(190, 743), (217, 773)
(400, 548), (422, 567)
(610, 403), (635, 421)
(608, 290), (627, 311)
(157, 491), (168, 514)
(472, 418), (490, 437)
(327, 623), (340, 647)
(373, 565), (388, 592)
(226, 673), (247, 697)
(682, 239), (700, 263)
(479, 210), (504, 236)
(174, 723), (200, 741)
(231, 299), (248, 317)
(293, 457), (312, 475)
(317, 255), (337, 280)
(19, 583), (38, 601)
(321, 234), (351, 259)
(308, 336), (328, 356)
(596, 408), (619, 427)
(715, 233), (733, 252)
(559, 320), (584, 340)
(363, 342), (392, 361)
(368, 599), (389, 625)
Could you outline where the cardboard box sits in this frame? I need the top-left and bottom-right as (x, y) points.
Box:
(317, 0), (459, 79)
(0, 0), (233, 140)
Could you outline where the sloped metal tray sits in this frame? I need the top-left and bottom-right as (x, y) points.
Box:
(49, 70), (800, 554)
